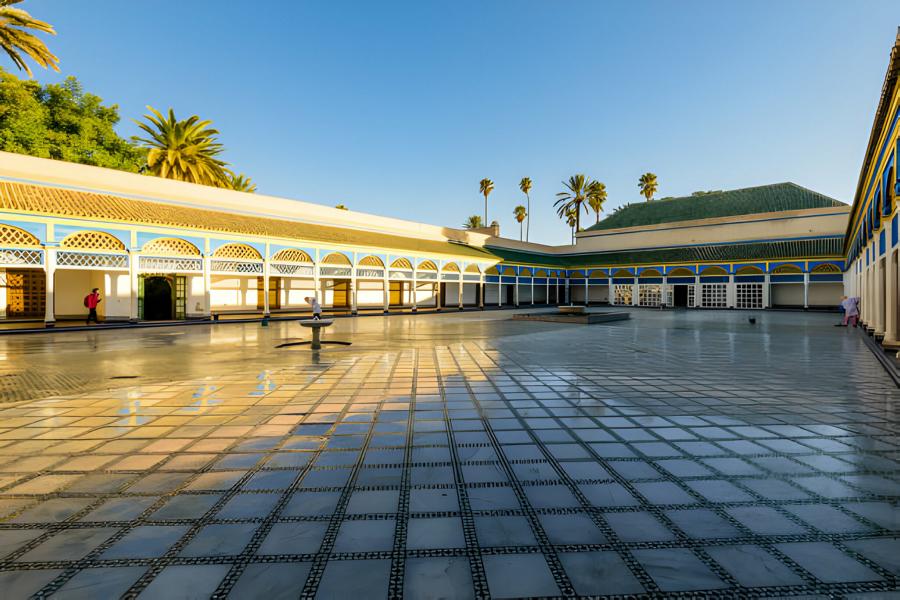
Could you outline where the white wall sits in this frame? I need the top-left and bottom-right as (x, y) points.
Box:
(357, 280), (385, 307)
(462, 283), (478, 305)
(571, 286), (585, 302)
(211, 275), (257, 310)
(808, 282), (843, 307)
(415, 282), (437, 306)
(518, 284), (533, 304)
(443, 282), (461, 306)
(282, 278), (316, 308)
(589, 285), (609, 303)
(55, 269), (129, 319)
(533, 285), (548, 303)
(772, 283), (804, 306)
(484, 284), (499, 305)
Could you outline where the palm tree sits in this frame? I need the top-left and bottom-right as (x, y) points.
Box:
(479, 178), (494, 224)
(587, 180), (607, 224)
(463, 215), (483, 229)
(513, 205), (527, 241)
(554, 174), (593, 232)
(134, 107), (230, 187)
(0, 0), (59, 76)
(519, 177), (532, 241)
(565, 207), (577, 244)
(228, 173), (256, 193)
(638, 172), (658, 202)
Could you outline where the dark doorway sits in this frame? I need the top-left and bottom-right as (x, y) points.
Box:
(144, 277), (173, 320)
(673, 285), (688, 307)
(505, 284), (515, 305)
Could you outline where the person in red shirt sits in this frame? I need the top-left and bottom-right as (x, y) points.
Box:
(85, 288), (101, 325)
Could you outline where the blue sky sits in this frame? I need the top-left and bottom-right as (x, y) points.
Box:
(22, 1), (900, 244)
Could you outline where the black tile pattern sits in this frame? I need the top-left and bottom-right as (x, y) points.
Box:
(0, 313), (898, 598)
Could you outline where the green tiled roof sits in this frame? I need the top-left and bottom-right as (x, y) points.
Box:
(489, 237), (843, 267)
(585, 183), (846, 232)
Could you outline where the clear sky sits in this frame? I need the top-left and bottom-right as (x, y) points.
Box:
(20, 1), (900, 245)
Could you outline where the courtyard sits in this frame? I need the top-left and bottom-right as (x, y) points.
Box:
(0, 309), (897, 598)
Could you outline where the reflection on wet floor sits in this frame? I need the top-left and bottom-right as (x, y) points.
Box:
(0, 309), (897, 598)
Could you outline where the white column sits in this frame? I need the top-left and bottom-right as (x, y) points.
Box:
(383, 272), (389, 313)
(44, 247), (56, 327)
(263, 260), (271, 316)
(435, 281), (441, 310)
(662, 275), (668, 307)
(313, 263), (321, 311)
(802, 272), (809, 310)
(632, 279), (639, 307)
(763, 273), (771, 308)
(351, 274), (358, 314)
(458, 278), (463, 310)
(608, 277), (614, 305)
(584, 277), (589, 306)
(875, 258), (885, 334)
(727, 274), (736, 308)
(884, 250), (897, 343)
(129, 252), (140, 322)
(412, 272), (418, 312)
(478, 274), (484, 309)
(694, 275), (701, 307)
(531, 278), (534, 305)
(514, 276), (520, 307)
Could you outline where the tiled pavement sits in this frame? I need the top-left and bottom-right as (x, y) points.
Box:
(0, 310), (897, 598)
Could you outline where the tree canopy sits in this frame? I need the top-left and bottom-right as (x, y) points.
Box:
(0, 67), (144, 170)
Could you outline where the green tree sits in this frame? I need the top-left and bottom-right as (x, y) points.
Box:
(228, 173), (256, 193)
(554, 174), (593, 232)
(0, 68), (145, 170)
(0, 0), (58, 76)
(638, 172), (658, 201)
(513, 204), (527, 241)
(565, 207), (577, 244)
(134, 106), (230, 187)
(479, 178), (494, 224)
(519, 176), (532, 241)
(587, 180), (607, 224)
(463, 215), (483, 229)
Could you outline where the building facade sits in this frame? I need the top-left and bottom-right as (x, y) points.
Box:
(845, 30), (900, 351)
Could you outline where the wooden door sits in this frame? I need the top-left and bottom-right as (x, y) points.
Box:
(389, 281), (403, 306)
(332, 281), (350, 308)
(5, 269), (45, 317)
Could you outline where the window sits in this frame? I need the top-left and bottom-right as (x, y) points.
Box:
(614, 284), (632, 305)
(638, 284), (662, 307)
(700, 283), (727, 308)
(735, 283), (763, 309)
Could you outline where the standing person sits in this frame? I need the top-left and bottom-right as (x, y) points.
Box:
(840, 295), (860, 327)
(84, 288), (101, 325)
(305, 296), (322, 320)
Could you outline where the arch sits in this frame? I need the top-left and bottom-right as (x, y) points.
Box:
(322, 252), (352, 265)
(519, 268), (533, 277)
(811, 263), (841, 273)
(441, 262), (460, 272)
(612, 269), (633, 278)
(390, 257), (413, 270)
(772, 264), (802, 274)
(667, 267), (693, 277)
(60, 230), (125, 252)
(417, 260), (438, 271)
(699, 265), (728, 276)
(534, 269), (548, 277)
(212, 243), (262, 260)
(272, 248), (313, 263)
(735, 265), (764, 275)
(0, 224), (40, 247)
(465, 264), (482, 274)
(485, 266), (500, 275)
(358, 255), (385, 268)
(639, 268), (662, 278)
(501, 266), (516, 276)
(141, 237), (201, 256)
(570, 270), (587, 278)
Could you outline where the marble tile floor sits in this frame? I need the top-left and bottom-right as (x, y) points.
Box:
(0, 310), (897, 598)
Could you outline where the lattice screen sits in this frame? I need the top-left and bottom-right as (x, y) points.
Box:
(811, 263), (840, 273)
(390, 258), (413, 270)
(272, 249), (313, 263)
(772, 264), (802, 274)
(142, 238), (200, 256)
(358, 255), (384, 267)
(59, 231), (125, 251)
(212, 243), (261, 260)
(0, 225), (40, 247)
(322, 253), (351, 265)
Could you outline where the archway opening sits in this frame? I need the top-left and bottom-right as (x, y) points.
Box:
(143, 277), (173, 320)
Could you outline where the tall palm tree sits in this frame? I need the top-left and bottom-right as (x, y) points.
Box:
(587, 180), (607, 224)
(134, 107), (230, 187)
(479, 178), (494, 224)
(554, 174), (592, 232)
(513, 205), (527, 241)
(519, 177), (532, 242)
(463, 215), (483, 229)
(638, 172), (658, 202)
(565, 207), (577, 244)
(228, 173), (256, 193)
(0, 0), (58, 76)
